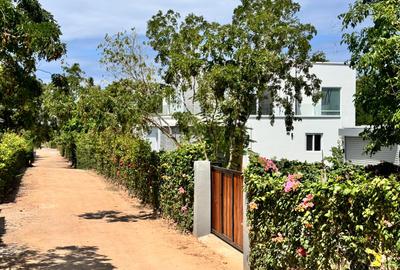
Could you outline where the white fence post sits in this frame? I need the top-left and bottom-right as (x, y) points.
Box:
(193, 160), (211, 237)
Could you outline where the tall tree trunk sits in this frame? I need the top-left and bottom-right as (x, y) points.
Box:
(227, 125), (246, 171)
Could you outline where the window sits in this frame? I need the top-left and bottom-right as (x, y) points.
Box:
(306, 134), (322, 151)
(259, 93), (272, 115)
(250, 93), (272, 115)
(321, 87), (340, 115)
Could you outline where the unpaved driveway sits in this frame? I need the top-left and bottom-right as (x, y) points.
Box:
(0, 148), (240, 270)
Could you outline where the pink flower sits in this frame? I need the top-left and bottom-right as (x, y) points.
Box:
(283, 174), (303, 193)
(296, 247), (307, 257)
(178, 187), (186, 194)
(258, 157), (278, 173)
(181, 204), (188, 213)
(284, 180), (295, 193)
(116, 170), (120, 177)
(296, 194), (315, 211)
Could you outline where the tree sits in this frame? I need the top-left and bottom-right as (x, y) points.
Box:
(42, 64), (86, 133)
(355, 77), (373, 126)
(98, 31), (179, 145)
(147, 0), (322, 169)
(341, 0), (400, 153)
(0, 0), (65, 135)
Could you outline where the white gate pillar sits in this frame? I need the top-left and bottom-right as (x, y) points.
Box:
(193, 160), (211, 237)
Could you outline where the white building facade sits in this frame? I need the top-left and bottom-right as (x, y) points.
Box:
(247, 62), (356, 162)
(147, 62), (399, 166)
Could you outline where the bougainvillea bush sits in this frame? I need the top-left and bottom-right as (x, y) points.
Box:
(159, 143), (206, 231)
(245, 153), (400, 270)
(0, 132), (33, 201)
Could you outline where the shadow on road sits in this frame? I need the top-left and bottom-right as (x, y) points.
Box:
(0, 245), (116, 269)
(78, 210), (157, 223)
(0, 216), (5, 246)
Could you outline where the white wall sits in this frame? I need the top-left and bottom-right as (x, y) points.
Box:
(248, 117), (342, 162)
(147, 128), (159, 151)
(311, 63), (356, 128)
(248, 63), (356, 162)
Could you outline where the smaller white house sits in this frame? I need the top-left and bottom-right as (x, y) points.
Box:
(339, 127), (400, 166)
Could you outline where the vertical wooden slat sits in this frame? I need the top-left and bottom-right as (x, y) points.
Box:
(211, 169), (222, 232)
(223, 173), (233, 240)
(233, 174), (244, 248)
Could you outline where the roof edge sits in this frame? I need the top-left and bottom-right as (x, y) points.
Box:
(313, 62), (349, 66)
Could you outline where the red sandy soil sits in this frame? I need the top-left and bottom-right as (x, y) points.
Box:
(0, 148), (240, 270)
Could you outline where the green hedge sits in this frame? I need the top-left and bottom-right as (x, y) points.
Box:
(159, 143), (206, 231)
(75, 132), (206, 231)
(0, 132), (33, 202)
(245, 153), (400, 270)
(76, 131), (159, 206)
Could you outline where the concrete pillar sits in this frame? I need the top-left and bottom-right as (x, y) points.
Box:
(193, 160), (211, 238)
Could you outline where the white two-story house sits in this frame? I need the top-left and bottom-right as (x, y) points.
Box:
(147, 62), (400, 166)
(248, 62), (355, 162)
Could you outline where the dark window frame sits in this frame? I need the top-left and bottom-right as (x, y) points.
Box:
(306, 133), (322, 152)
(321, 87), (341, 116)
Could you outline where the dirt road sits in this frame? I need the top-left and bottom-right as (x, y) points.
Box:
(0, 148), (240, 270)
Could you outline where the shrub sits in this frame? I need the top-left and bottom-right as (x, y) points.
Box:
(76, 131), (159, 207)
(0, 132), (33, 201)
(75, 131), (206, 231)
(245, 153), (400, 270)
(159, 143), (206, 231)
(365, 162), (400, 179)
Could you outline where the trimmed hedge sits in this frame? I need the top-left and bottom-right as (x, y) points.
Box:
(75, 131), (206, 231)
(0, 133), (33, 202)
(76, 131), (159, 206)
(245, 153), (400, 270)
(159, 143), (206, 231)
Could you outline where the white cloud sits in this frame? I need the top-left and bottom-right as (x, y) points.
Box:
(39, 0), (240, 40)
(39, 1), (353, 41)
(36, 0), (354, 83)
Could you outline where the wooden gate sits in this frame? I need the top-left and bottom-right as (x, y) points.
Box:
(211, 166), (243, 252)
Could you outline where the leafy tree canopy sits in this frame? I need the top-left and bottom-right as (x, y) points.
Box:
(341, 0), (400, 153)
(147, 0), (323, 169)
(0, 0), (65, 136)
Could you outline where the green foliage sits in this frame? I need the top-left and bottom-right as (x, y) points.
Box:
(245, 153), (400, 269)
(98, 30), (178, 145)
(75, 131), (206, 231)
(355, 77), (374, 126)
(75, 131), (159, 207)
(341, 0), (400, 153)
(147, 0), (323, 169)
(0, 132), (33, 201)
(159, 143), (206, 231)
(0, 0), (65, 136)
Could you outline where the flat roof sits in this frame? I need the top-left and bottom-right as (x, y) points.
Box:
(313, 62), (349, 66)
(339, 127), (365, 137)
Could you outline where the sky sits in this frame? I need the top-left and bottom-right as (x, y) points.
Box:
(36, 0), (354, 86)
